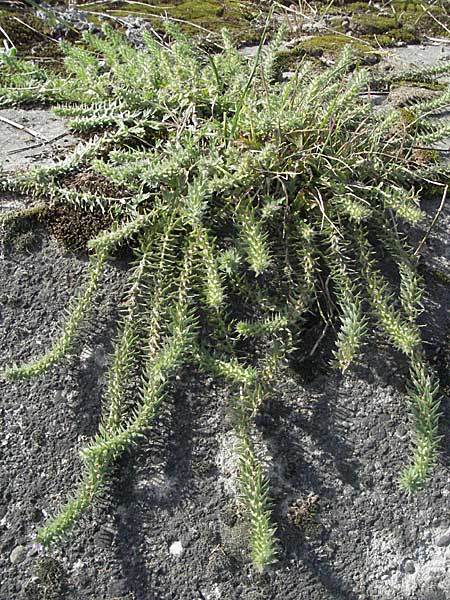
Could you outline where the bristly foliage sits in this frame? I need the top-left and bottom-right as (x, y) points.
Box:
(0, 24), (447, 571)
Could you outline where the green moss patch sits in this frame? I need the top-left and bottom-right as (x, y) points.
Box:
(0, 10), (48, 49)
(41, 203), (113, 253)
(0, 9), (66, 66)
(314, 0), (449, 47)
(80, 0), (261, 42)
(0, 201), (45, 255)
(354, 15), (400, 34)
(298, 34), (377, 63)
(275, 44), (307, 70)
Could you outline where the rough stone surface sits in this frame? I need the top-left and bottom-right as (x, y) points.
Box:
(402, 559), (415, 575)
(385, 44), (450, 83)
(0, 108), (76, 173)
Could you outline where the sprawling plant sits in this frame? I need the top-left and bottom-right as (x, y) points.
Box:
(0, 24), (448, 571)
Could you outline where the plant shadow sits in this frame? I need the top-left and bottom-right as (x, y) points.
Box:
(109, 383), (195, 598)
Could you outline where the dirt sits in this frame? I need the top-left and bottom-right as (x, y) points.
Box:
(0, 9), (450, 600)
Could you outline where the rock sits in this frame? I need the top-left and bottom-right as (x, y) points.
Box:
(169, 541), (184, 557)
(302, 20), (327, 34)
(435, 531), (450, 547)
(387, 85), (439, 108)
(0, 108), (77, 173)
(372, 426), (386, 441)
(402, 559), (415, 574)
(9, 544), (27, 565)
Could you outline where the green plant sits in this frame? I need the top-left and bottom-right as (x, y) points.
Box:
(0, 23), (447, 571)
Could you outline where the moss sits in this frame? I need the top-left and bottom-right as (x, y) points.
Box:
(391, 0), (421, 10)
(0, 10), (48, 48)
(346, 2), (370, 12)
(368, 28), (419, 47)
(299, 3), (427, 54)
(32, 557), (67, 600)
(170, 0), (259, 40)
(390, 2), (449, 38)
(352, 12), (423, 46)
(355, 15), (400, 35)
(81, 0), (260, 43)
(392, 0), (447, 15)
(36, 171), (126, 252)
(315, 0), (450, 44)
(389, 27), (420, 44)
(0, 202), (46, 227)
(299, 34), (378, 63)
(103, 0), (226, 22)
(1, 203), (45, 255)
(409, 146), (442, 167)
(275, 44), (306, 71)
(287, 493), (319, 530)
(10, 229), (40, 253)
(0, 10), (65, 67)
(368, 33), (395, 48)
(398, 107), (415, 126)
(64, 170), (128, 198)
(40, 203), (113, 253)
(169, 0), (229, 20)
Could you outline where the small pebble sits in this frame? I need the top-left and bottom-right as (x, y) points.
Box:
(435, 531), (450, 547)
(9, 545), (27, 565)
(403, 559), (415, 574)
(30, 508), (43, 523)
(169, 540), (184, 557)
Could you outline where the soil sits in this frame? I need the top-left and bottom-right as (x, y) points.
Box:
(0, 7), (450, 600)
